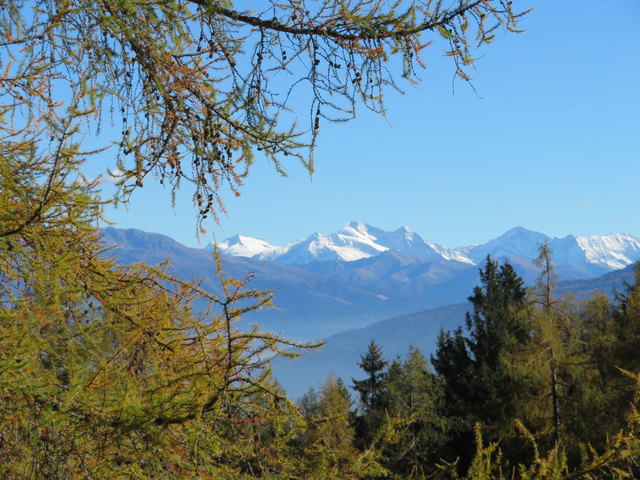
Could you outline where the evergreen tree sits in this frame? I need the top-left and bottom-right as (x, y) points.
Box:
(383, 346), (447, 478)
(465, 257), (531, 433)
(353, 340), (389, 450)
(432, 256), (532, 469)
(431, 326), (475, 426)
(353, 340), (389, 413)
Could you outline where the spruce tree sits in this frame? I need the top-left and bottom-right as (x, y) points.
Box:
(432, 256), (532, 469)
(465, 257), (531, 430)
(383, 346), (447, 478)
(352, 340), (389, 450)
(353, 340), (389, 412)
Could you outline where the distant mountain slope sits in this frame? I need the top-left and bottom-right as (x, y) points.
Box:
(273, 263), (638, 398)
(301, 249), (471, 295)
(102, 227), (640, 345)
(557, 261), (637, 299)
(101, 228), (445, 340)
(273, 303), (469, 399)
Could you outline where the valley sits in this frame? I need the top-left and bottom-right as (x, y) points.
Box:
(102, 223), (639, 397)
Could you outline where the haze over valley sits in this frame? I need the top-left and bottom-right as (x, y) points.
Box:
(102, 222), (640, 396)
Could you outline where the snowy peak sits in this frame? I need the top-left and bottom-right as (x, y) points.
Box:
(214, 223), (640, 274)
(576, 233), (640, 269)
(334, 222), (471, 264)
(278, 231), (376, 263)
(460, 227), (549, 264)
(334, 222), (389, 256)
(215, 234), (283, 261)
(339, 221), (373, 237)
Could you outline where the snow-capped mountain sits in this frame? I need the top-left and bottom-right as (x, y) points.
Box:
(216, 234), (285, 260)
(576, 233), (640, 270)
(104, 226), (640, 344)
(215, 221), (470, 265)
(214, 223), (640, 275)
(459, 227), (640, 273)
(459, 226), (550, 264)
(215, 224), (386, 263)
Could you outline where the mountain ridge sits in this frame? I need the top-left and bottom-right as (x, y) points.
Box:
(101, 225), (639, 398)
(102, 226), (640, 345)
(213, 223), (640, 274)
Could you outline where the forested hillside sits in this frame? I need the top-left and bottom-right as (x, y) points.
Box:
(274, 261), (637, 397)
(295, 256), (640, 478)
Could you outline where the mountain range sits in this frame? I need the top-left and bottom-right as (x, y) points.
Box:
(216, 222), (640, 274)
(101, 227), (412, 340)
(103, 224), (640, 340)
(102, 224), (640, 397)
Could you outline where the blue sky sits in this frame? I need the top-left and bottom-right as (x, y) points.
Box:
(96, 1), (640, 249)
